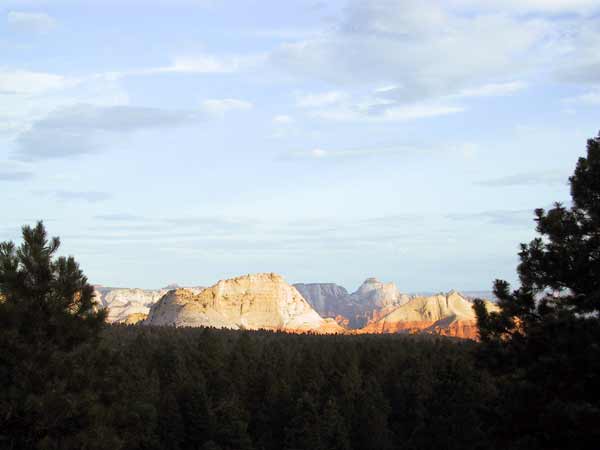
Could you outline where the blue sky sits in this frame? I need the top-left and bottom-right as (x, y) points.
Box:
(1, 0), (600, 292)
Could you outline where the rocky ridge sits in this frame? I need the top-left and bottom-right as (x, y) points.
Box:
(93, 275), (496, 340)
(295, 278), (411, 327)
(145, 273), (343, 334)
(93, 286), (202, 324)
(293, 283), (350, 325)
(359, 291), (499, 339)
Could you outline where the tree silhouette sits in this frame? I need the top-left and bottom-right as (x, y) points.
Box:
(474, 132), (600, 449)
(0, 221), (106, 348)
(0, 221), (107, 449)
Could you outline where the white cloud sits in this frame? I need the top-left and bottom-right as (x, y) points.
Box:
(374, 85), (400, 94)
(1, 0), (218, 8)
(564, 88), (600, 105)
(475, 170), (568, 187)
(54, 191), (112, 203)
(14, 104), (202, 161)
(7, 11), (57, 33)
(308, 148), (327, 158)
(297, 91), (348, 108)
(457, 81), (527, 98)
(273, 115), (294, 124)
(284, 145), (431, 160)
(0, 73), (129, 139)
(295, 80), (523, 124)
(200, 98), (253, 116)
(159, 55), (248, 74)
(103, 52), (266, 80)
(309, 100), (464, 122)
(0, 161), (32, 181)
(0, 70), (70, 95)
(458, 143), (478, 160)
(272, 1), (548, 103)
(450, 0), (600, 15)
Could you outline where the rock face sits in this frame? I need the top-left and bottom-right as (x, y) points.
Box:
(295, 278), (410, 328)
(348, 278), (411, 325)
(93, 286), (204, 324)
(121, 312), (148, 325)
(146, 273), (344, 334)
(93, 275), (495, 339)
(93, 287), (170, 323)
(293, 283), (349, 318)
(359, 291), (499, 340)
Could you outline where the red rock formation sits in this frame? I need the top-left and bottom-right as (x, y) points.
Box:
(359, 292), (497, 340)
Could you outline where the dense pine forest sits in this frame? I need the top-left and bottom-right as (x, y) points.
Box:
(79, 327), (490, 450)
(1, 133), (600, 450)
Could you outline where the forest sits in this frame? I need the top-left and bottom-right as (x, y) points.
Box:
(1, 133), (599, 450)
(25, 326), (494, 450)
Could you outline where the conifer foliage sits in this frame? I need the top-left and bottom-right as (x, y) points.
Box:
(0, 221), (107, 449)
(474, 132), (600, 449)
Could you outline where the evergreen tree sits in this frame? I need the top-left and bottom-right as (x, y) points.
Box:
(0, 222), (107, 449)
(211, 396), (253, 450)
(353, 377), (392, 450)
(474, 132), (600, 449)
(283, 392), (322, 450)
(0, 221), (106, 348)
(179, 381), (212, 450)
(158, 390), (186, 450)
(320, 397), (350, 450)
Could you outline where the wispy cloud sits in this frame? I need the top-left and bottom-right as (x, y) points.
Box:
(283, 145), (431, 160)
(310, 102), (464, 122)
(273, 115), (294, 124)
(447, 209), (535, 226)
(0, 70), (69, 95)
(103, 53), (266, 80)
(475, 170), (568, 187)
(94, 213), (146, 222)
(456, 81), (527, 98)
(296, 91), (348, 108)
(7, 11), (57, 33)
(0, 161), (33, 181)
(563, 88), (600, 106)
(453, 0), (600, 15)
(200, 98), (253, 116)
(272, 2), (545, 103)
(54, 191), (112, 203)
(14, 104), (204, 161)
(295, 84), (480, 123)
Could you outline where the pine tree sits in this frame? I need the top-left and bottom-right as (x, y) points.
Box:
(179, 380), (212, 450)
(474, 132), (600, 449)
(0, 221), (106, 348)
(0, 221), (108, 449)
(320, 397), (350, 450)
(211, 396), (253, 450)
(158, 390), (186, 450)
(283, 392), (322, 450)
(353, 377), (392, 450)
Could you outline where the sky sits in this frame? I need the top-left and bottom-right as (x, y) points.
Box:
(1, 0), (600, 292)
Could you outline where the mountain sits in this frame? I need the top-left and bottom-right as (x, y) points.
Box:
(293, 282), (350, 324)
(93, 287), (171, 324)
(359, 291), (499, 339)
(412, 290), (496, 301)
(93, 285), (204, 324)
(295, 277), (410, 327)
(145, 273), (344, 334)
(347, 277), (411, 325)
(93, 276), (496, 339)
